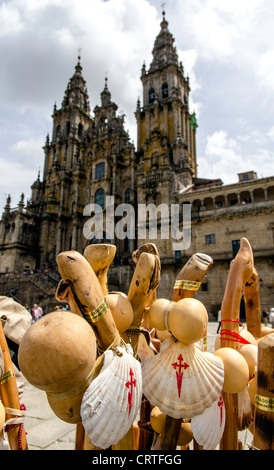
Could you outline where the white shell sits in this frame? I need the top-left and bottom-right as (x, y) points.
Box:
(191, 394), (226, 450)
(80, 344), (142, 449)
(142, 337), (224, 419)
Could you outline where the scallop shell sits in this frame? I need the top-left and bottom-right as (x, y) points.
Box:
(191, 394), (226, 449)
(142, 337), (224, 418)
(80, 344), (142, 449)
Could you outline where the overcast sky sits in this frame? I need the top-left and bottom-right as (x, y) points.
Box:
(0, 0), (273, 214)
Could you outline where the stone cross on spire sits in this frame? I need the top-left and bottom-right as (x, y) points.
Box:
(78, 48), (82, 62)
(161, 2), (166, 19)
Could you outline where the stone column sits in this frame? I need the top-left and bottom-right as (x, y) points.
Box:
(113, 155), (117, 197)
(71, 220), (78, 250)
(130, 147), (137, 254)
(250, 190), (254, 203)
(55, 220), (62, 258)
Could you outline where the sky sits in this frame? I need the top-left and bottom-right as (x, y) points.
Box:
(0, 0), (273, 214)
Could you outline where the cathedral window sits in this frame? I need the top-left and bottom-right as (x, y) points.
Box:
(66, 121), (70, 136)
(100, 116), (107, 125)
(78, 123), (83, 137)
(162, 83), (168, 98)
(124, 236), (130, 253)
(149, 88), (155, 103)
(95, 188), (105, 210)
(95, 162), (105, 179)
(175, 250), (182, 264)
(56, 125), (61, 139)
(205, 234), (216, 245)
(103, 232), (112, 243)
(125, 188), (131, 203)
(232, 240), (240, 257)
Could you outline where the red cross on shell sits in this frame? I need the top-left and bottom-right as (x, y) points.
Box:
(171, 354), (190, 397)
(125, 368), (136, 416)
(218, 395), (224, 427)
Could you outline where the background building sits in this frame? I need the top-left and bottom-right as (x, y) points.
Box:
(0, 12), (273, 316)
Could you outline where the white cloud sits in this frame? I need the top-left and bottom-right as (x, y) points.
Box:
(0, 2), (23, 36)
(0, 156), (39, 216)
(211, 0), (265, 18)
(9, 136), (45, 168)
(199, 129), (273, 184)
(267, 126), (274, 141)
(171, 0), (272, 77)
(178, 49), (201, 116)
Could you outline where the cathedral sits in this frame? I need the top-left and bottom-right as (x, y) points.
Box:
(0, 11), (273, 315)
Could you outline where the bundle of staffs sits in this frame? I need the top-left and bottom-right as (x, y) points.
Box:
(147, 252), (213, 450)
(57, 246), (140, 450)
(0, 319), (28, 450)
(56, 249), (123, 447)
(82, 244), (138, 451)
(217, 237), (254, 450)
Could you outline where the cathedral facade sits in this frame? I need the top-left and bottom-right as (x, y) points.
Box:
(0, 12), (273, 315)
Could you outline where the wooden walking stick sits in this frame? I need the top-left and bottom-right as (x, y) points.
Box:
(127, 251), (161, 352)
(132, 242), (160, 264)
(252, 333), (274, 450)
(132, 243), (160, 325)
(131, 243), (160, 347)
(244, 267), (262, 339)
(160, 416), (182, 450)
(75, 422), (86, 450)
(0, 319), (28, 450)
(219, 237), (254, 450)
(172, 252), (213, 302)
(84, 244), (116, 296)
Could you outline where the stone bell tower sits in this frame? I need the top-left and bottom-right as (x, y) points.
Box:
(39, 55), (92, 269)
(135, 9), (198, 206)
